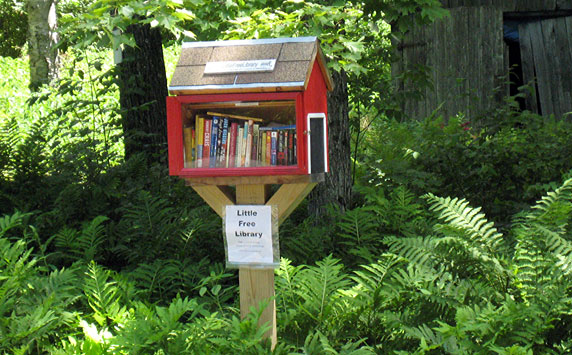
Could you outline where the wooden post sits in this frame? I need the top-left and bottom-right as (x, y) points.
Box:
(236, 184), (277, 348)
(187, 176), (323, 349)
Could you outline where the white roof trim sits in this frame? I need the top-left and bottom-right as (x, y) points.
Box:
(182, 37), (317, 49)
(169, 81), (305, 91)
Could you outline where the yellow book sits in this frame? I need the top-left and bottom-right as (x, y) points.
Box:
(196, 115), (205, 168)
(183, 126), (193, 168)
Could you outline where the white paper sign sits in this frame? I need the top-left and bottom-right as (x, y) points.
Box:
(204, 59), (276, 74)
(225, 205), (273, 265)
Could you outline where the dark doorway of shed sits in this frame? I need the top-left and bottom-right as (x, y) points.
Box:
(503, 19), (529, 112)
(504, 13), (572, 119)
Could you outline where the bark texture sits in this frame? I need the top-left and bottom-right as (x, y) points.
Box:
(308, 69), (353, 218)
(27, 0), (58, 91)
(117, 22), (168, 161)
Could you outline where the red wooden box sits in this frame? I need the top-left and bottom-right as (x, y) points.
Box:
(167, 37), (333, 180)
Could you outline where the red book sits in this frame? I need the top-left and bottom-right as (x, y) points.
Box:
(202, 118), (212, 168)
(228, 122), (238, 168)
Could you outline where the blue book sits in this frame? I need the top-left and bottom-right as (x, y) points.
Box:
(219, 118), (229, 166)
(209, 117), (219, 168)
(270, 131), (278, 166)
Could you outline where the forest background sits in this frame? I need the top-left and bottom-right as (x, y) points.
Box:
(2, 0), (572, 353)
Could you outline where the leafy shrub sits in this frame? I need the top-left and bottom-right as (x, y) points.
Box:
(358, 106), (572, 227)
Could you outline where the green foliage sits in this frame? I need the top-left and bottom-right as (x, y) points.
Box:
(358, 108), (572, 227)
(3, 2), (572, 353)
(55, 216), (108, 262)
(224, 1), (388, 76)
(0, 0), (27, 57)
(60, 0), (196, 52)
(362, 0), (449, 34)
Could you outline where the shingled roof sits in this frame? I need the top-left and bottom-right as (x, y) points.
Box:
(168, 37), (333, 95)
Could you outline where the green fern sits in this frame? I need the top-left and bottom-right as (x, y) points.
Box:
(78, 216), (108, 261)
(384, 235), (440, 269)
(425, 193), (505, 253)
(512, 177), (572, 298)
(275, 257), (304, 313)
(0, 211), (30, 237)
(527, 177), (572, 227)
(115, 190), (181, 263)
(54, 216), (108, 262)
(83, 261), (127, 327)
(423, 193), (508, 287)
(0, 117), (21, 178)
(337, 206), (382, 264)
(296, 256), (350, 325)
(128, 259), (182, 302)
(352, 253), (405, 300)
(301, 330), (375, 354)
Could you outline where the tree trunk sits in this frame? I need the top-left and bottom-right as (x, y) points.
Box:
(117, 22), (168, 161)
(27, 0), (58, 91)
(308, 69), (352, 218)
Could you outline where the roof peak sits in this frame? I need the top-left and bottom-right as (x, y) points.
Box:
(182, 37), (318, 49)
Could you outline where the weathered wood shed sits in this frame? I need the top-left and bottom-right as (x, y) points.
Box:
(393, 0), (572, 119)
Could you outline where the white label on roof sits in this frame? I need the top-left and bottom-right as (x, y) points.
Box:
(204, 59), (276, 74)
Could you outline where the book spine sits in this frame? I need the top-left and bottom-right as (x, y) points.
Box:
(183, 126), (193, 168)
(229, 122), (238, 168)
(218, 117), (228, 168)
(215, 117), (224, 166)
(241, 121), (248, 167)
(260, 131), (267, 167)
(203, 118), (212, 168)
(278, 130), (286, 165)
(191, 128), (196, 163)
(266, 132), (271, 166)
(259, 129), (264, 164)
(270, 131), (277, 166)
(196, 116), (204, 168)
(293, 131), (297, 165)
(223, 118), (230, 168)
(252, 123), (259, 166)
(209, 117), (219, 168)
(288, 129), (294, 165)
(236, 127), (244, 167)
(245, 120), (253, 167)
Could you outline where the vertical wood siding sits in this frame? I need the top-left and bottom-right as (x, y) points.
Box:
(519, 17), (572, 118)
(394, 6), (505, 120)
(441, 0), (572, 11)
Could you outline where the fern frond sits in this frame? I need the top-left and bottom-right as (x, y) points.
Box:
(296, 256), (350, 324)
(78, 216), (108, 261)
(128, 259), (182, 302)
(0, 211), (31, 237)
(425, 193), (503, 254)
(352, 253), (406, 295)
(401, 323), (444, 352)
(337, 207), (382, 264)
(425, 193), (504, 254)
(529, 177), (572, 222)
(83, 261), (127, 326)
(155, 296), (202, 330)
(384, 235), (440, 269)
(275, 258), (304, 312)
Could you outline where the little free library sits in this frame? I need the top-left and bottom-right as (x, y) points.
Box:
(166, 36), (333, 348)
(167, 36), (332, 182)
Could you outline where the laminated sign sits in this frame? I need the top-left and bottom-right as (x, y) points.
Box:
(224, 205), (279, 268)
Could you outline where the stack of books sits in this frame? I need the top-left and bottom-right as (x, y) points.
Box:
(183, 112), (297, 168)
